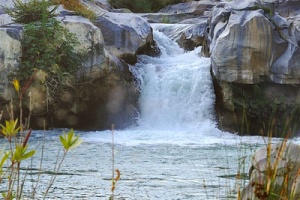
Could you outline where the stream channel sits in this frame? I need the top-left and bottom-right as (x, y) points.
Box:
(0, 24), (295, 200)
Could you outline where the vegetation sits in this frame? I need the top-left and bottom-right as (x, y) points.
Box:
(108, 0), (192, 13)
(230, 83), (300, 136)
(0, 80), (82, 200)
(19, 18), (81, 79)
(7, 0), (86, 116)
(236, 134), (300, 199)
(53, 0), (96, 20)
(6, 0), (58, 23)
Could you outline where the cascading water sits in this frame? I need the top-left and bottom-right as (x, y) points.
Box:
(0, 25), (276, 200)
(131, 29), (215, 131)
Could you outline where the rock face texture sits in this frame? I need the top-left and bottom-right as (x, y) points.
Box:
(94, 12), (157, 64)
(205, 0), (300, 135)
(242, 142), (300, 200)
(0, 0), (159, 130)
(140, 1), (217, 51)
(0, 25), (22, 104)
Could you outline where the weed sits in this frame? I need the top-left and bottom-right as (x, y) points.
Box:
(53, 0), (96, 20)
(0, 80), (82, 200)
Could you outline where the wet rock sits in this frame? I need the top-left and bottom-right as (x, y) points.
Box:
(154, 19), (207, 51)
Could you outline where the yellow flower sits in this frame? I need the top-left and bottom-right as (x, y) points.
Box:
(12, 79), (20, 93)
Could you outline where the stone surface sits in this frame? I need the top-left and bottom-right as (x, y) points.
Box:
(159, 1), (216, 15)
(94, 11), (155, 64)
(206, 0), (300, 135)
(207, 0), (300, 84)
(0, 4), (140, 130)
(242, 142), (300, 199)
(153, 18), (207, 50)
(0, 25), (22, 108)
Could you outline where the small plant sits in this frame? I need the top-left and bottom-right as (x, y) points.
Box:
(19, 18), (81, 80)
(6, 0), (58, 23)
(0, 80), (82, 200)
(161, 15), (171, 23)
(110, 124), (120, 200)
(43, 129), (82, 199)
(53, 0), (96, 20)
(6, 0), (85, 117)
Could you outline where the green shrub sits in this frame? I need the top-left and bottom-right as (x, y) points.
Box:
(7, 0), (84, 113)
(19, 18), (82, 80)
(6, 0), (58, 23)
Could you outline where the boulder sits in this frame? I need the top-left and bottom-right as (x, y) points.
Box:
(242, 142), (300, 200)
(153, 19), (207, 51)
(207, 0), (300, 84)
(206, 0), (300, 135)
(0, 11), (139, 130)
(94, 11), (157, 64)
(159, 1), (216, 15)
(140, 1), (216, 24)
(58, 15), (106, 77)
(0, 24), (22, 110)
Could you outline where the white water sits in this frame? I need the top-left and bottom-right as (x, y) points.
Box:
(1, 27), (284, 199)
(84, 27), (245, 146)
(132, 31), (214, 130)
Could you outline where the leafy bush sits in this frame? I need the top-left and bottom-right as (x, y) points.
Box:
(19, 18), (82, 80)
(7, 0), (85, 114)
(6, 0), (58, 23)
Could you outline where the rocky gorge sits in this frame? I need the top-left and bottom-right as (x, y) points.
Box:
(1, 0), (300, 199)
(0, 0), (300, 136)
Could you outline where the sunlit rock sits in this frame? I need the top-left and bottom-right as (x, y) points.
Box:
(208, 0), (300, 84)
(159, 1), (216, 15)
(0, 24), (22, 107)
(94, 12), (155, 64)
(207, 0), (300, 135)
(0, 3), (140, 130)
(154, 18), (207, 51)
(242, 142), (300, 199)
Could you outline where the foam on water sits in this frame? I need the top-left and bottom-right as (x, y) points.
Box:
(82, 27), (267, 146)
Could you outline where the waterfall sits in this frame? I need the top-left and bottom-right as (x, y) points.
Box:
(131, 28), (215, 131)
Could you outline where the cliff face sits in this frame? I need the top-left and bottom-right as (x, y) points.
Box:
(205, 0), (300, 135)
(0, 0), (158, 130)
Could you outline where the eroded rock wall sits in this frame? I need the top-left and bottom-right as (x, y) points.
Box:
(0, 0), (159, 130)
(206, 0), (300, 135)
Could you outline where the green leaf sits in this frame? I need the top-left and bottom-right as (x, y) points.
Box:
(0, 119), (20, 139)
(59, 135), (68, 150)
(12, 145), (35, 163)
(21, 150), (36, 161)
(59, 129), (82, 151)
(0, 151), (10, 168)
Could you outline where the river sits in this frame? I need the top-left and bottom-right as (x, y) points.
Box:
(0, 25), (290, 199)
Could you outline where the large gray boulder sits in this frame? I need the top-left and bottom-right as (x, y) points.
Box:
(0, 24), (22, 105)
(206, 0), (300, 135)
(0, 8), (139, 129)
(207, 0), (300, 84)
(242, 142), (300, 199)
(94, 11), (156, 64)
